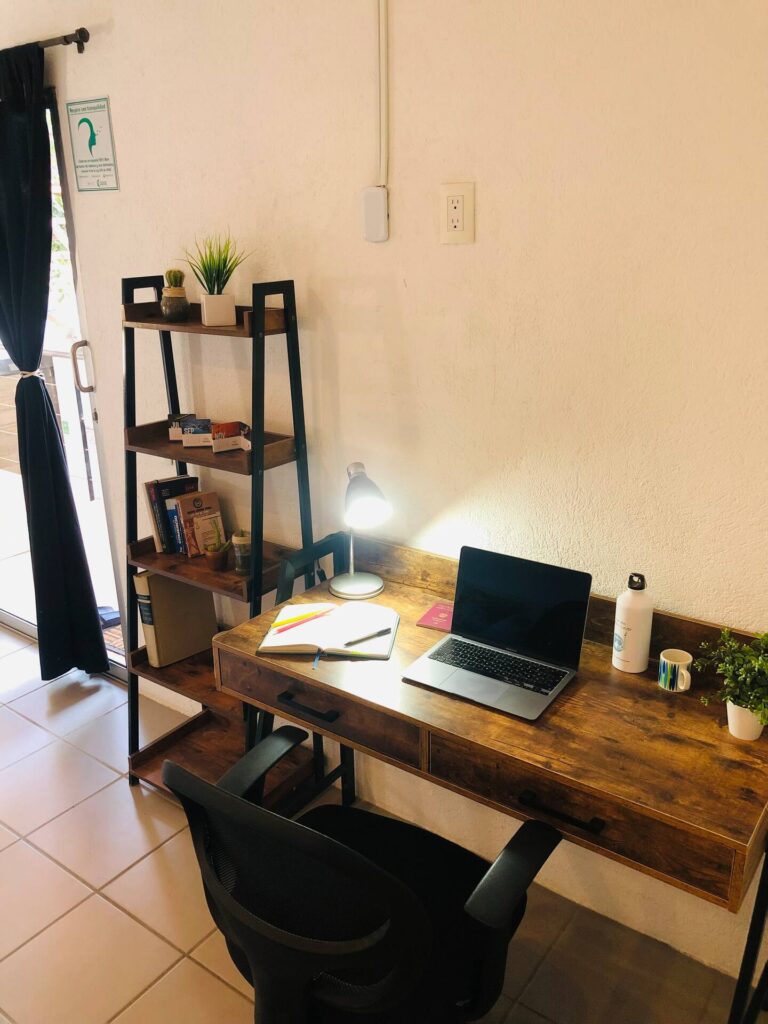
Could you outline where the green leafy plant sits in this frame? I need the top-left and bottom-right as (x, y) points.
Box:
(184, 234), (250, 295)
(204, 519), (231, 554)
(165, 268), (185, 287)
(696, 629), (768, 723)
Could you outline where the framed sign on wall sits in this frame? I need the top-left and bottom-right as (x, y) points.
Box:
(66, 97), (119, 192)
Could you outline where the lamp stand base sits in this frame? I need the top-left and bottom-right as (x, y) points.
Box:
(329, 572), (384, 600)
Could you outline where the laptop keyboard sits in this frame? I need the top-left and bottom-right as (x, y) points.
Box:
(429, 638), (567, 695)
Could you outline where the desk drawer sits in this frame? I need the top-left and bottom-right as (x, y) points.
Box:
(219, 653), (421, 768)
(430, 734), (734, 904)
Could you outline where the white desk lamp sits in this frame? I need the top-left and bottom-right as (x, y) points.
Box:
(329, 462), (392, 599)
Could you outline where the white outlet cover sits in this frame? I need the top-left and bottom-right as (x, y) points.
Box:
(439, 182), (475, 244)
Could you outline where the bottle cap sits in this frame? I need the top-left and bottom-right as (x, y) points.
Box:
(628, 573), (646, 590)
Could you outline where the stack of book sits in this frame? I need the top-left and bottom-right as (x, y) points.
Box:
(144, 475), (226, 558)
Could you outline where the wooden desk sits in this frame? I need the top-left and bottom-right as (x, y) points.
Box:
(213, 539), (768, 917)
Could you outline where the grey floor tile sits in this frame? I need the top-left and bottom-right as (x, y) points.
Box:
(520, 907), (718, 1024)
(699, 971), (768, 1024)
(503, 884), (578, 1000)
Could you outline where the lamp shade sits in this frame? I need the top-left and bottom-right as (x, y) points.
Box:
(343, 463), (391, 530)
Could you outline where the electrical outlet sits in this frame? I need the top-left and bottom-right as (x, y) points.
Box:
(448, 195), (464, 232)
(439, 182), (475, 244)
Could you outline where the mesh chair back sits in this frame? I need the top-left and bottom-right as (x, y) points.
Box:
(163, 760), (430, 1022)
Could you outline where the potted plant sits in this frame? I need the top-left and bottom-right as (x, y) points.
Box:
(697, 629), (768, 740)
(160, 269), (190, 323)
(185, 233), (250, 327)
(204, 538), (231, 572)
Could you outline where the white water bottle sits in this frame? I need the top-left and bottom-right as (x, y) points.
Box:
(612, 573), (653, 673)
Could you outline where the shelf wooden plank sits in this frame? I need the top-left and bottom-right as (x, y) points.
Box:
(129, 647), (242, 718)
(127, 538), (295, 601)
(122, 301), (286, 338)
(129, 709), (315, 806)
(124, 420), (296, 475)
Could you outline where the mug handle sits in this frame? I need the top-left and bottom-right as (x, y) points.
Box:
(677, 667), (691, 691)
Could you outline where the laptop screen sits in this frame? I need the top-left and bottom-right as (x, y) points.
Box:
(452, 547), (593, 670)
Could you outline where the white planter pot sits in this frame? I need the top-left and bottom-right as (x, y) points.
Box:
(726, 700), (765, 741)
(200, 293), (236, 327)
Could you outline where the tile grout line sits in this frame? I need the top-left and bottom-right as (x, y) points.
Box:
(22, 808), (188, 895)
(186, 953), (256, 1005)
(0, 769), (120, 839)
(6, 686), (127, 737)
(103, 951), (185, 1023)
(0, 889), (93, 966)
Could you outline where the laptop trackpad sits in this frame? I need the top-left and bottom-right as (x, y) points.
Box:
(441, 670), (510, 705)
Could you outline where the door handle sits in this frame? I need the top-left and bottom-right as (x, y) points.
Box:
(70, 340), (94, 393)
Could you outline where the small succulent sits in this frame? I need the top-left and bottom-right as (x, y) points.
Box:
(165, 268), (185, 287)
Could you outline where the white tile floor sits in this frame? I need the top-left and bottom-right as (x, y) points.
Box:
(0, 623), (761, 1024)
(0, 625), (254, 1023)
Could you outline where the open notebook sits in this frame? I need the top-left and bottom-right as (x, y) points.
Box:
(259, 602), (399, 660)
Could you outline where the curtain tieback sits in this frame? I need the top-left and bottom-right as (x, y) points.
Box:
(19, 370), (43, 379)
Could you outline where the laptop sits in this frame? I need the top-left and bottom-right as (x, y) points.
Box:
(403, 546), (592, 720)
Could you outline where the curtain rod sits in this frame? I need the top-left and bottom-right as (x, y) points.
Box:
(37, 28), (89, 54)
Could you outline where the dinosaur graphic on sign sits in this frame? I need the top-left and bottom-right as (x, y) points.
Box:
(78, 117), (97, 155)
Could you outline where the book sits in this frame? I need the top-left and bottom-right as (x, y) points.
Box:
(192, 511), (226, 554)
(258, 602), (399, 660)
(171, 490), (221, 557)
(211, 421), (252, 453)
(181, 418), (213, 447)
(165, 499), (186, 554)
(133, 571), (217, 667)
(167, 412), (196, 441)
(143, 475), (198, 553)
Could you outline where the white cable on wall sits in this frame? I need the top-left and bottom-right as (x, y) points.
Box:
(362, 0), (389, 241)
(378, 0), (389, 188)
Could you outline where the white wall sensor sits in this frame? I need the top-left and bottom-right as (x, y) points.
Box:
(362, 185), (389, 242)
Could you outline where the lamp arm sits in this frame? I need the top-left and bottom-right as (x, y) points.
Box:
(349, 528), (355, 575)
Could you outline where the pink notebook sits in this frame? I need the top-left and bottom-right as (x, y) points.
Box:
(416, 601), (454, 632)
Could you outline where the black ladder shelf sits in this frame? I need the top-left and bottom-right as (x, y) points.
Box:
(122, 277), (315, 800)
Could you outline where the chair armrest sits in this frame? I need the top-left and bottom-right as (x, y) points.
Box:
(216, 725), (308, 800)
(464, 821), (562, 932)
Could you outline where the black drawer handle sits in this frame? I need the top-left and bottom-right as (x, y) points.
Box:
(278, 691), (340, 723)
(519, 789), (606, 836)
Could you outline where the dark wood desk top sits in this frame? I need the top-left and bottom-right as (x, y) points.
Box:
(216, 579), (768, 844)
(213, 540), (768, 912)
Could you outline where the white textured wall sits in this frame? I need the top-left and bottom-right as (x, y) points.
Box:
(4, 0), (768, 974)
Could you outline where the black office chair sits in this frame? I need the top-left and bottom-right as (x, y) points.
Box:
(162, 727), (561, 1024)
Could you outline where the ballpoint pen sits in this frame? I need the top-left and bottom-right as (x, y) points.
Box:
(343, 627), (392, 648)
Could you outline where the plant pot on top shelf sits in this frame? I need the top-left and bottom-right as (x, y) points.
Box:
(160, 269), (190, 323)
(200, 293), (236, 327)
(185, 233), (251, 328)
(696, 628), (768, 741)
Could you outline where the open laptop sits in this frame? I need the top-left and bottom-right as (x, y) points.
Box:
(403, 546), (592, 720)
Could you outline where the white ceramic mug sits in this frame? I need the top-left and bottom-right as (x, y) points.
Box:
(658, 649), (692, 692)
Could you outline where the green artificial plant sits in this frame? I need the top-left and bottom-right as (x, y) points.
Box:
(184, 234), (250, 295)
(697, 628), (768, 723)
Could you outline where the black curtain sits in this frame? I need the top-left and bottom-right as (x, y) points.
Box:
(0, 44), (107, 678)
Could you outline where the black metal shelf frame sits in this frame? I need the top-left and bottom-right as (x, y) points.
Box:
(122, 276), (314, 774)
